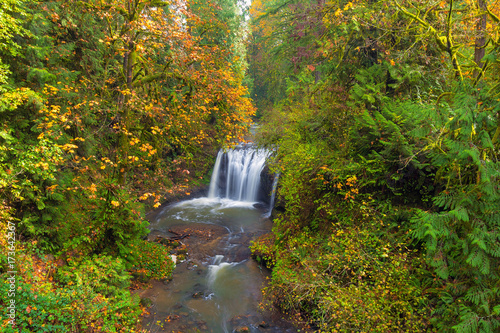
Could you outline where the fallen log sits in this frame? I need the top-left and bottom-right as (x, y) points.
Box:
(155, 232), (190, 242)
(168, 229), (190, 239)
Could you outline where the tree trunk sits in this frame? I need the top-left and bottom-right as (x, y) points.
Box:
(474, 0), (487, 79)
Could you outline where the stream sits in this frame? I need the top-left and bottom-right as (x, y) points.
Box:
(139, 147), (297, 333)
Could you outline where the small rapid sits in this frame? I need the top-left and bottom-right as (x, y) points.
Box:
(140, 146), (293, 332)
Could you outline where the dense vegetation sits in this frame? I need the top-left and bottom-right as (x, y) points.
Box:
(0, 0), (253, 331)
(249, 0), (500, 332)
(3, 0), (500, 332)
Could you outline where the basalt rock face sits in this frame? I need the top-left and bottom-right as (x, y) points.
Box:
(257, 165), (274, 205)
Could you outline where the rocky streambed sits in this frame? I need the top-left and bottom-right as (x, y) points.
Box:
(135, 198), (297, 333)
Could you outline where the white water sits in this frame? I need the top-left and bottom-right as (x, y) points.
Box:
(264, 173), (280, 218)
(175, 197), (257, 210)
(208, 148), (271, 202)
(143, 146), (296, 332)
(208, 262), (236, 287)
(207, 150), (223, 198)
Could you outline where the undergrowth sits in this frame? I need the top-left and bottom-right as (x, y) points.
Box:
(253, 81), (500, 332)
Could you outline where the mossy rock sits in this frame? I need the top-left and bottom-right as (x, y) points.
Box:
(140, 297), (153, 308)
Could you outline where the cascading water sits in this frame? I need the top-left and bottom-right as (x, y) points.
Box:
(208, 147), (271, 202)
(264, 173), (280, 218)
(142, 144), (295, 333)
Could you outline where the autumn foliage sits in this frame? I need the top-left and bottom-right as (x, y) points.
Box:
(1, 0), (253, 331)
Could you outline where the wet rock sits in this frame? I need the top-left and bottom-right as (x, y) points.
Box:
(146, 229), (165, 242)
(186, 261), (199, 270)
(253, 202), (267, 210)
(189, 283), (208, 299)
(166, 314), (180, 322)
(258, 166), (275, 205)
(196, 320), (208, 330)
(192, 292), (204, 298)
(140, 297), (153, 308)
(232, 247), (252, 262)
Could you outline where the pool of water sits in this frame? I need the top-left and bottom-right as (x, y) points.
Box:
(141, 198), (297, 333)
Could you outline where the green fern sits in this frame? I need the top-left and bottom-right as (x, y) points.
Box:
(410, 85), (500, 332)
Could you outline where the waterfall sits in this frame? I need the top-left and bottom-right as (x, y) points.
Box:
(208, 147), (270, 202)
(207, 150), (223, 198)
(264, 173), (280, 218)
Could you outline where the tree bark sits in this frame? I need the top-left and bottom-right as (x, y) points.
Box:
(474, 0), (487, 79)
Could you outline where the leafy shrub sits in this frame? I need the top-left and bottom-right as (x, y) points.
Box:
(0, 252), (141, 333)
(0, 277), (141, 332)
(58, 184), (150, 258)
(256, 219), (430, 332)
(350, 100), (438, 205)
(56, 254), (131, 297)
(128, 240), (175, 280)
